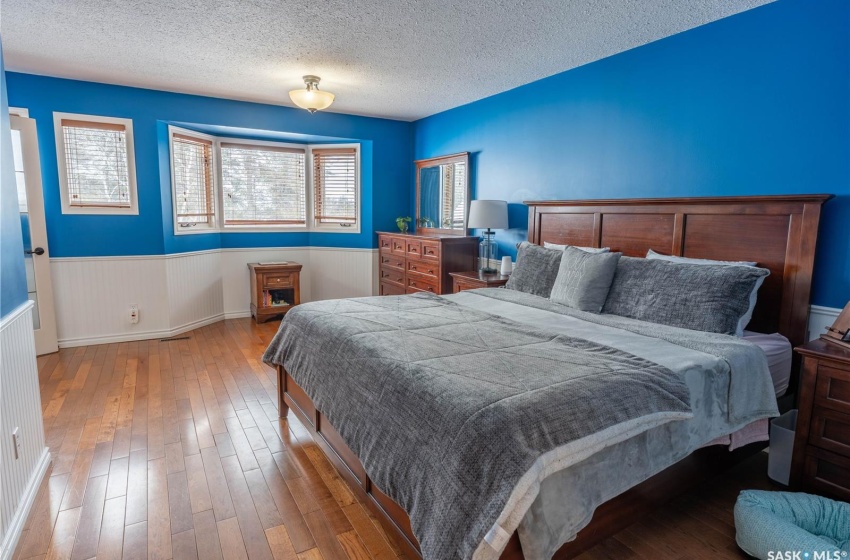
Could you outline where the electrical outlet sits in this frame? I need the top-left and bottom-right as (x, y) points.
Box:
(12, 427), (21, 460)
(129, 304), (139, 324)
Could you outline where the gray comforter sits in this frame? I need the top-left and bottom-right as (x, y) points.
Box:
(263, 292), (694, 559)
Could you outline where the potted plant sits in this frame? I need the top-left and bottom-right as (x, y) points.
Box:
(396, 216), (411, 233)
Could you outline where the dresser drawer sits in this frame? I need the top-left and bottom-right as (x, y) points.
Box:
(815, 364), (850, 415)
(379, 235), (394, 252)
(406, 258), (438, 279)
(379, 281), (405, 296)
(406, 271), (438, 294)
(803, 447), (850, 502)
(391, 237), (407, 255)
(264, 273), (294, 288)
(421, 241), (440, 260)
(809, 406), (850, 456)
(380, 254), (405, 270)
(405, 239), (423, 258)
(379, 267), (405, 285)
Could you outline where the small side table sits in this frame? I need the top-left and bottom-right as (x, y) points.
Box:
(790, 338), (850, 501)
(248, 262), (303, 323)
(449, 270), (510, 293)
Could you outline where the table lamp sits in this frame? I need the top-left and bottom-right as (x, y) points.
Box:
(468, 200), (508, 273)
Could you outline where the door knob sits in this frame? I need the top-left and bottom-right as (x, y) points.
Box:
(25, 247), (45, 256)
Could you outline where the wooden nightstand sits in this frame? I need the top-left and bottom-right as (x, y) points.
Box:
(790, 338), (850, 501)
(248, 262), (302, 323)
(449, 270), (510, 293)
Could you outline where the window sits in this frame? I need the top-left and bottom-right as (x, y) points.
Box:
(168, 126), (359, 234)
(441, 161), (466, 229)
(54, 113), (137, 215)
(172, 133), (215, 228)
(313, 148), (358, 228)
(220, 143), (306, 227)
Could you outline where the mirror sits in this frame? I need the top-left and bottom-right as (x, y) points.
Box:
(415, 152), (469, 235)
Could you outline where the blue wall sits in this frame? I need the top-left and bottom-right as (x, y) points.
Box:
(5, 73), (413, 257)
(0, 41), (28, 318)
(413, 0), (849, 309)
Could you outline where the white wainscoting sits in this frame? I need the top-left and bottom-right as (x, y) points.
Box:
(50, 247), (378, 347)
(808, 304), (843, 341)
(0, 302), (50, 560)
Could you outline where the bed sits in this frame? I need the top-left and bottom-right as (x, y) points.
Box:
(263, 194), (831, 559)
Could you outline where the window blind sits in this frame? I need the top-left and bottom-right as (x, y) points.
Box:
(313, 148), (357, 225)
(172, 134), (214, 225)
(61, 119), (131, 208)
(220, 143), (306, 226)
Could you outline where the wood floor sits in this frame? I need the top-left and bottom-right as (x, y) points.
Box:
(14, 317), (774, 560)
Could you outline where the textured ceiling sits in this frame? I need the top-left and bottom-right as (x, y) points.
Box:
(1, 0), (773, 121)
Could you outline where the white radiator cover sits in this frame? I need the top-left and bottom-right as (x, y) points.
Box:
(0, 301), (50, 560)
(50, 246), (379, 347)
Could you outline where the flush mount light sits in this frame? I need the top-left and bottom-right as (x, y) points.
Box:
(288, 75), (335, 114)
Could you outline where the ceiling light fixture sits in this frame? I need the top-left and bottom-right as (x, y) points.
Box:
(289, 75), (335, 114)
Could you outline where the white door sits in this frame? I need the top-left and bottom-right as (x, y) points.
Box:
(11, 114), (59, 355)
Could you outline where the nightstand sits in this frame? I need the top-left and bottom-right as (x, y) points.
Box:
(790, 338), (850, 501)
(449, 270), (510, 293)
(248, 262), (302, 323)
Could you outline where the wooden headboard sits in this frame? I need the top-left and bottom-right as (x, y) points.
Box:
(526, 195), (832, 351)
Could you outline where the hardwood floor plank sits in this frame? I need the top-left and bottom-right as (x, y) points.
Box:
(15, 472), (69, 559)
(192, 510), (224, 560)
(124, 449), (148, 526)
(336, 530), (372, 560)
(341, 503), (396, 560)
(172, 529), (199, 560)
(219, 455), (274, 560)
(265, 524), (299, 560)
(255, 448), (316, 553)
(217, 517), (249, 560)
(96, 496), (126, 560)
(69, 475), (107, 560)
(200, 446), (236, 521)
(122, 521), (148, 560)
(44, 506), (81, 560)
(167, 470), (195, 535)
(147, 457), (173, 560)
(303, 510), (348, 560)
(165, 440), (186, 474)
(184, 452), (214, 514)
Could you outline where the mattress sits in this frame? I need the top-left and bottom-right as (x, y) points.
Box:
(743, 330), (792, 397)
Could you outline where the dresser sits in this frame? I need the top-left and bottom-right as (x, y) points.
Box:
(791, 338), (850, 501)
(378, 232), (478, 295)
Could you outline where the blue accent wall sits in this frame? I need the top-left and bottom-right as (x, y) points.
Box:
(413, 0), (849, 309)
(5, 73), (413, 257)
(0, 41), (28, 318)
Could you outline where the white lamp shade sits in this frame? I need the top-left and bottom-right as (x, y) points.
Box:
(468, 200), (508, 229)
(289, 88), (335, 112)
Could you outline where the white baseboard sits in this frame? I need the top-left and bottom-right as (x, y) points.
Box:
(55, 313), (227, 348)
(0, 448), (50, 560)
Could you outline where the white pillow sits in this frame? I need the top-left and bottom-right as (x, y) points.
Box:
(543, 242), (610, 253)
(645, 249), (765, 337)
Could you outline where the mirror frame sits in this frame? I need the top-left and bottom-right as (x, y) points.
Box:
(414, 152), (470, 236)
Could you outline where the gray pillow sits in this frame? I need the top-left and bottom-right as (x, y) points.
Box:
(602, 257), (770, 335)
(550, 247), (622, 312)
(505, 242), (563, 298)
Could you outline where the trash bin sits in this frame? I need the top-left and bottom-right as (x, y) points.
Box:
(767, 409), (797, 485)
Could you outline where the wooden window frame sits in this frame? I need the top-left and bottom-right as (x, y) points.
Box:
(169, 130), (360, 235)
(54, 112), (139, 215)
(169, 127), (218, 235)
(310, 144), (361, 233)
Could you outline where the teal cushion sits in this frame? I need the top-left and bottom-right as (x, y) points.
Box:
(735, 490), (850, 559)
